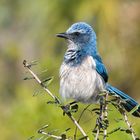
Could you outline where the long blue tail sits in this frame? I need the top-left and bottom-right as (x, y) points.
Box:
(106, 84), (140, 117)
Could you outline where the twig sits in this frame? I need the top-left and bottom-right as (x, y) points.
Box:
(38, 130), (62, 139)
(94, 102), (103, 140)
(95, 128), (100, 140)
(94, 92), (109, 140)
(38, 125), (69, 140)
(23, 60), (57, 101)
(74, 105), (90, 140)
(123, 112), (136, 140)
(38, 125), (65, 140)
(23, 60), (88, 139)
(111, 95), (139, 140)
(103, 93), (108, 140)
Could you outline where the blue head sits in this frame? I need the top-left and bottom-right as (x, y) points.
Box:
(56, 22), (97, 51)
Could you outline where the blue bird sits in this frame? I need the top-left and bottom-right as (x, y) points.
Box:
(56, 22), (140, 117)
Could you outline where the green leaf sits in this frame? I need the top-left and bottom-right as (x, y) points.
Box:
(42, 76), (54, 86)
(78, 136), (88, 140)
(92, 108), (100, 112)
(70, 104), (78, 113)
(125, 129), (132, 134)
(47, 100), (58, 104)
(61, 134), (67, 140)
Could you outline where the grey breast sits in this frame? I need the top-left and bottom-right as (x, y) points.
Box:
(59, 55), (105, 103)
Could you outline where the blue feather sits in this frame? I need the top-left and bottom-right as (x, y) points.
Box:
(106, 84), (140, 117)
(93, 54), (108, 82)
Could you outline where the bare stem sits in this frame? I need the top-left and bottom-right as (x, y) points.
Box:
(111, 94), (139, 140)
(94, 103), (103, 140)
(23, 60), (88, 139)
(39, 130), (62, 139)
(103, 93), (108, 140)
(74, 105), (90, 140)
(94, 92), (109, 140)
(38, 125), (68, 140)
(123, 112), (136, 140)
(95, 128), (100, 140)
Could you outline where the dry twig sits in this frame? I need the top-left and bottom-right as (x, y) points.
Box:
(111, 94), (139, 140)
(103, 93), (108, 140)
(74, 105), (91, 140)
(93, 92), (109, 140)
(23, 60), (139, 140)
(23, 60), (89, 140)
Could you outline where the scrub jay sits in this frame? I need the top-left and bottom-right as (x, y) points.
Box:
(56, 22), (140, 117)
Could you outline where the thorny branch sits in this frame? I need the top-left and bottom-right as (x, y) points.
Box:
(123, 112), (136, 140)
(37, 124), (69, 140)
(111, 94), (139, 140)
(23, 60), (139, 140)
(103, 93), (108, 140)
(23, 60), (89, 140)
(93, 92), (109, 140)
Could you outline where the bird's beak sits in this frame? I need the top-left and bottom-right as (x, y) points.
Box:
(56, 32), (69, 39)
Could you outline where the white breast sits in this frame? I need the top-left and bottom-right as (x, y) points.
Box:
(59, 56), (105, 103)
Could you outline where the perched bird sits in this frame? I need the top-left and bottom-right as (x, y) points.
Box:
(56, 22), (140, 117)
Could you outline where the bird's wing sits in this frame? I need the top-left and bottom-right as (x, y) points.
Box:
(92, 54), (108, 82)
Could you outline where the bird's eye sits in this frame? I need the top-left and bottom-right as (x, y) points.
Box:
(74, 32), (80, 36)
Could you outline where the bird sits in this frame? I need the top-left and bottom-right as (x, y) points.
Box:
(56, 22), (140, 117)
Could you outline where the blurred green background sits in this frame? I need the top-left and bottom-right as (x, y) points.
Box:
(0, 0), (140, 139)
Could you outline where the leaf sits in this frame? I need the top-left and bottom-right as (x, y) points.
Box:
(27, 136), (34, 140)
(78, 136), (88, 140)
(47, 100), (58, 104)
(92, 108), (100, 112)
(70, 104), (78, 113)
(95, 111), (100, 115)
(33, 89), (43, 96)
(40, 124), (49, 130)
(23, 60), (38, 68)
(114, 118), (123, 123)
(42, 77), (53, 85)
(23, 76), (35, 80)
(65, 128), (71, 132)
(125, 129), (132, 134)
(104, 119), (109, 125)
(92, 129), (97, 133)
(61, 134), (67, 140)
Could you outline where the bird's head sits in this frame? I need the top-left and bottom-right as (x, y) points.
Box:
(56, 22), (96, 49)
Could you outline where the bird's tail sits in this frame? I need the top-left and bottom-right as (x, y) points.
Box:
(106, 84), (140, 118)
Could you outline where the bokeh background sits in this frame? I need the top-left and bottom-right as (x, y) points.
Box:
(0, 0), (140, 139)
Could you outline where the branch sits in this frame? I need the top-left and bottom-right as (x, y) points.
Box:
(103, 93), (108, 140)
(38, 125), (67, 140)
(111, 94), (139, 140)
(93, 92), (109, 140)
(123, 111), (137, 140)
(23, 60), (89, 139)
(95, 128), (100, 140)
(94, 101), (104, 140)
(38, 130), (62, 139)
(74, 105), (91, 140)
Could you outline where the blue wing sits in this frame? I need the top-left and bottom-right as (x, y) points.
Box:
(92, 54), (108, 82)
(106, 84), (140, 117)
